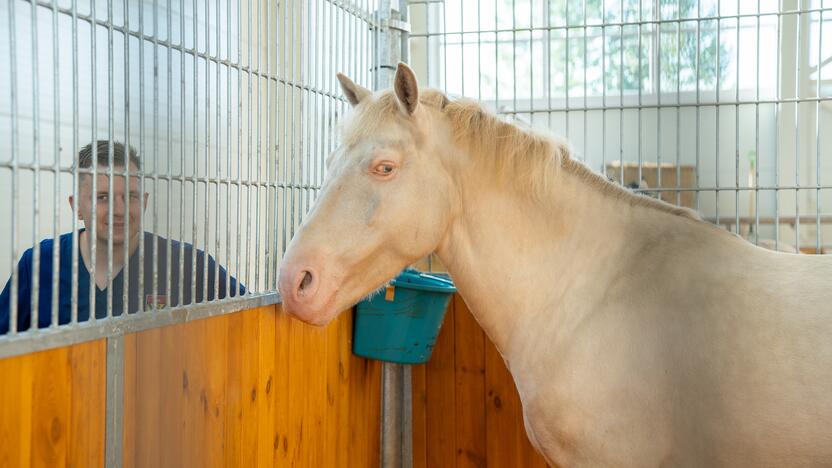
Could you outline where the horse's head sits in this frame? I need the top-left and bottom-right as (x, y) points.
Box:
(278, 63), (457, 326)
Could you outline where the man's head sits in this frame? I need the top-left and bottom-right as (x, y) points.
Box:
(69, 141), (148, 247)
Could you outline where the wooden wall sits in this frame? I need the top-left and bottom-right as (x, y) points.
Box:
(0, 339), (106, 468)
(0, 304), (382, 468)
(411, 294), (551, 468)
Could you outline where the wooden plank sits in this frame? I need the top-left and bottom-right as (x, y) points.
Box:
(322, 310), (342, 468)
(222, 311), (245, 468)
(0, 351), (30, 468)
(29, 345), (71, 468)
(158, 322), (186, 468)
(425, 296), (456, 468)
(484, 334), (520, 468)
(411, 363), (427, 468)
(0, 340), (106, 468)
(333, 309), (354, 466)
(256, 305), (277, 468)
(272, 304), (292, 466)
(68, 339), (106, 468)
(122, 333), (137, 468)
(453, 295), (487, 468)
(238, 309), (261, 468)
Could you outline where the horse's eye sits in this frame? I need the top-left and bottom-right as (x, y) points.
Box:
(372, 162), (397, 177)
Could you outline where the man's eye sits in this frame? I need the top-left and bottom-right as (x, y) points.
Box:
(381, 165), (393, 173)
(97, 195), (108, 201)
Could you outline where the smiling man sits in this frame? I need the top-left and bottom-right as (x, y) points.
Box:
(0, 140), (244, 334)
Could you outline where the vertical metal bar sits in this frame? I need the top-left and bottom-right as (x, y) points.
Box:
(51, 0), (61, 328)
(279, 0), (288, 267)
(71, 0), (80, 325)
(179, 0), (187, 305)
(90, 0), (99, 323)
(104, 335), (125, 467)
(150, 0), (161, 312)
(512, 0), (517, 119)
(224, 0), (232, 297)
(566, 0), (570, 138)
(106, 0), (115, 318)
(657, 0), (663, 198)
(8, 0), (19, 335)
(235, 0), (243, 296)
(795, 4), (802, 253)
(31, 0), (42, 330)
(755, 2), (761, 244)
(695, 0), (701, 211)
(735, 2), (741, 233)
(583, 0), (587, 164)
(619, 1), (624, 186)
(638, 0), (643, 185)
(602, 0), (606, 176)
(123, 0), (132, 317)
(252, 0), (262, 293)
(191, 0), (199, 304)
(816, 5), (824, 253)
(164, 0), (172, 310)
(676, 0), (682, 207)
(715, 2), (721, 225)
(203, 0), (211, 301)
(263, 0), (272, 291)
(214, 0), (222, 299)
(136, 0), (146, 316)
(775, 5), (782, 248)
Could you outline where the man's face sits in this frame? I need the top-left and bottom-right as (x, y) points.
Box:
(71, 163), (148, 246)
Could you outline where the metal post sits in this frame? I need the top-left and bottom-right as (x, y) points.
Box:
(104, 335), (125, 467)
(375, 3), (411, 467)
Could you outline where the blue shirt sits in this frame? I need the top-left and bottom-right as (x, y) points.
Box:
(0, 230), (244, 334)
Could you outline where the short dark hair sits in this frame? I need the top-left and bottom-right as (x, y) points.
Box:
(76, 140), (141, 172)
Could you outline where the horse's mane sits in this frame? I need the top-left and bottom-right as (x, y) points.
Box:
(349, 90), (700, 221)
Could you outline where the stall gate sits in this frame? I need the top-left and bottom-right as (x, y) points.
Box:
(0, 0), (399, 466)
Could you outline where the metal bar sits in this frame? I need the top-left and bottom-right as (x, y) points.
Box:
(106, 0), (114, 319)
(775, 1), (782, 249)
(755, 1), (761, 244)
(214, 0), (222, 300)
(817, 5), (825, 252)
(735, 3), (741, 233)
(9, 0), (19, 335)
(406, 7), (832, 37)
(122, 0), (132, 320)
(31, 0), (42, 331)
(795, 3), (802, 253)
(50, 0), (61, 330)
(202, 0), (211, 304)
(71, 0), (79, 326)
(104, 335), (124, 468)
(0, 293), (280, 360)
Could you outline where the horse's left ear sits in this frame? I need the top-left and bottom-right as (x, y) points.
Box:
(394, 63), (419, 115)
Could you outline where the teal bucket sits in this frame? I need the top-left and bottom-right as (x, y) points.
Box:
(353, 269), (457, 364)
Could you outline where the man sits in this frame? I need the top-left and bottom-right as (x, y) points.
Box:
(0, 141), (244, 334)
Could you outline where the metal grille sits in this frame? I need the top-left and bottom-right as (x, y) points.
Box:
(408, 0), (832, 254)
(0, 0), (380, 358)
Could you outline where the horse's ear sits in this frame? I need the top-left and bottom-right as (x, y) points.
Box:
(394, 63), (419, 115)
(337, 73), (371, 107)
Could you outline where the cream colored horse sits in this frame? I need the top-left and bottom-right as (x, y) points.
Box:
(278, 64), (832, 467)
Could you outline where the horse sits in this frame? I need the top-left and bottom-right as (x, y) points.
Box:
(278, 63), (832, 467)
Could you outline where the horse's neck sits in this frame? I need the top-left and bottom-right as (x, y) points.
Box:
(435, 168), (680, 365)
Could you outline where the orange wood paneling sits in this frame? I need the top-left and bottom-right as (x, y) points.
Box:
(122, 304), (382, 467)
(414, 294), (551, 468)
(0, 339), (106, 468)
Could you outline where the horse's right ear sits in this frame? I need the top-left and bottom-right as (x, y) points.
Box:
(337, 73), (371, 107)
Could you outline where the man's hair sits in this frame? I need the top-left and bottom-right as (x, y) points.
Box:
(76, 140), (141, 173)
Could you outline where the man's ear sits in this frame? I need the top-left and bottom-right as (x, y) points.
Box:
(337, 73), (371, 107)
(68, 195), (81, 220)
(394, 63), (419, 115)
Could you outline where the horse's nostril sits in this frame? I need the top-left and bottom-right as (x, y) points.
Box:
(299, 271), (314, 291)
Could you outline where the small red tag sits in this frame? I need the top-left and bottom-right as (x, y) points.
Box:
(145, 295), (169, 311)
(384, 285), (395, 302)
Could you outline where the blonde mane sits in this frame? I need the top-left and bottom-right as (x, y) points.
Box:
(345, 90), (700, 221)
